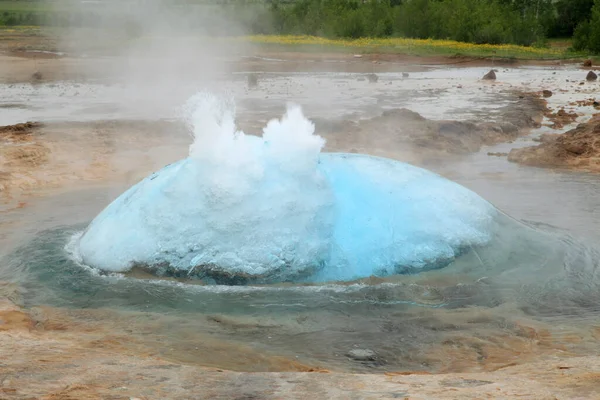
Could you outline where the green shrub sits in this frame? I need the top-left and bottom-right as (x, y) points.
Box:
(572, 20), (591, 51)
(571, 0), (600, 53)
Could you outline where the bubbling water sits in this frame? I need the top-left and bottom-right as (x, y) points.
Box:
(77, 92), (495, 283)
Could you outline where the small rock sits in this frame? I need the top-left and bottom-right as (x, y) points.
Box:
(247, 73), (259, 88)
(586, 71), (598, 81)
(441, 379), (494, 388)
(346, 348), (377, 361)
(366, 73), (379, 83)
(31, 71), (42, 81)
(564, 143), (586, 155)
(542, 90), (553, 98)
(402, 72), (409, 78)
(583, 59), (592, 67)
(482, 70), (496, 80)
(487, 152), (508, 157)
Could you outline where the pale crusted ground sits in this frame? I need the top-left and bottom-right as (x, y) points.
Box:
(0, 293), (599, 400)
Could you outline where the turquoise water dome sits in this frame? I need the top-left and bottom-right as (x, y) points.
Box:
(78, 93), (496, 284)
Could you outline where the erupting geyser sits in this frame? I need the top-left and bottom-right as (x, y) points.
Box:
(78, 92), (497, 284)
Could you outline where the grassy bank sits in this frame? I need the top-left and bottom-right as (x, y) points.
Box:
(0, 26), (593, 61)
(238, 35), (584, 60)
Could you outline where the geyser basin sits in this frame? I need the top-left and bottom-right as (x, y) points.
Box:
(78, 93), (496, 283)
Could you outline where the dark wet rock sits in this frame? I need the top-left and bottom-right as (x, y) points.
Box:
(563, 142), (586, 155)
(487, 152), (508, 157)
(247, 73), (259, 88)
(583, 59), (592, 67)
(482, 70), (496, 80)
(586, 71), (598, 81)
(346, 349), (377, 361)
(366, 73), (378, 83)
(496, 122), (519, 134)
(542, 90), (553, 98)
(129, 260), (322, 285)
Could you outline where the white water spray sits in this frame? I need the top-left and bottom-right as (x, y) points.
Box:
(78, 92), (496, 283)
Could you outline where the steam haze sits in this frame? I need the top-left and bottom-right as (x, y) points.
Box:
(52, 0), (259, 117)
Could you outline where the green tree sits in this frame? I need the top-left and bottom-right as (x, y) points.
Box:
(587, 0), (600, 53)
(553, 0), (594, 37)
(572, 0), (600, 53)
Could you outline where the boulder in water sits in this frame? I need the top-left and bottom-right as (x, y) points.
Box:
(347, 349), (377, 361)
(482, 70), (496, 80)
(366, 73), (378, 83)
(247, 73), (259, 88)
(586, 71), (598, 81)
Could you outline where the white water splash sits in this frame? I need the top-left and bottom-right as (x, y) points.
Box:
(78, 92), (495, 283)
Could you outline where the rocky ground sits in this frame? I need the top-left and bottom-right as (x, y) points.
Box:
(0, 120), (189, 204)
(320, 93), (546, 162)
(509, 113), (600, 172)
(1, 290), (599, 400)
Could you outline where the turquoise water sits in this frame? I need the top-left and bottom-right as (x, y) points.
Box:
(2, 197), (599, 372)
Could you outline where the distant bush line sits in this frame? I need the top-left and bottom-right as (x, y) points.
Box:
(1, 0), (599, 53)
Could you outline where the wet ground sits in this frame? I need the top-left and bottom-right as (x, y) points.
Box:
(1, 49), (600, 398)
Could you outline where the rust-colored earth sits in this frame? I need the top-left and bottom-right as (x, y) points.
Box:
(509, 114), (600, 172)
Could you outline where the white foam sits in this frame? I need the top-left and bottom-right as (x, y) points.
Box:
(77, 92), (496, 282)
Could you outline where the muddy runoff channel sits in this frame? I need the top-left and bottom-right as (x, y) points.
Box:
(1, 62), (600, 385)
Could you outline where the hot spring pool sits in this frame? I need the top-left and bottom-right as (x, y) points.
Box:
(2, 209), (600, 372)
(1, 92), (599, 373)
